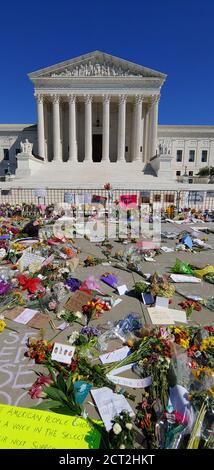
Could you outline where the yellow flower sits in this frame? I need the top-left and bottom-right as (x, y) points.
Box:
(200, 337), (214, 352)
(180, 339), (189, 349)
(0, 320), (6, 333)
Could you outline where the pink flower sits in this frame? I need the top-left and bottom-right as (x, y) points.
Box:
(36, 374), (53, 386)
(48, 301), (57, 311)
(29, 384), (46, 399)
(29, 374), (53, 399)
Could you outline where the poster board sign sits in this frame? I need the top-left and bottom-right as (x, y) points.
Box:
(207, 191), (214, 198)
(34, 189), (46, 198)
(120, 194), (137, 209)
(188, 191), (204, 203)
(64, 192), (75, 204)
(91, 194), (107, 205)
(0, 404), (101, 449)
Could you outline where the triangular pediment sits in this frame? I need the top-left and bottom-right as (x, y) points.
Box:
(28, 50), (166, 79)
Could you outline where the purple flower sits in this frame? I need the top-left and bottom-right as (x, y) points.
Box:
(80, 326), (101, 337)
(0, 281), (10, 295)
(65, 278), (81, 292)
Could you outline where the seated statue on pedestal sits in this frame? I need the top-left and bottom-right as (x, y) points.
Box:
(20, 139), (33, 155)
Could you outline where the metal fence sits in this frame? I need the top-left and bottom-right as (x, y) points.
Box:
(0, 188), (214, 211)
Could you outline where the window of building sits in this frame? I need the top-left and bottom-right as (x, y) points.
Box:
(164, 194), (175, 203)
(140, 146), (142, 152)
(153, 194), (161, 202)
(176, 171), (181, 176)
(189, 150), (195, 162)
(201, 150), (208, 162)
(189, 171), (193, 176)
(189, 179), (193, 184)
(125, 146), (128, 152)
(3, 149), (9, 160)
(176, 150), (182, 162)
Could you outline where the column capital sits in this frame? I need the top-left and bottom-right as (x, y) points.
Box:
(134, 94), (143, 105)
(34, 93), (44, 104)
(84, 94), (93, 104)
(67, 94), (76, 104)
(149, 94), (160, 106)
(103, 94), (110, 103)
(51, 94), (60, 104)
(119, 94), (127, 104)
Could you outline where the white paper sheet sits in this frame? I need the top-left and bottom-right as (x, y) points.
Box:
(107, 374), (152, 389)
(91, 387), (134, 431)
(14, 308), (38, 325)
(19, 250), (45, 272)
(51, 342), (75, 364)
(147, 307), (175, 325)
(170, 274), (201, 283)
(99, 346), (130, 364)
(171, 309), (187, 323)
(161, 246), (174, 253)
(156, 296), (169, 308)
(117, 284), (128, 295)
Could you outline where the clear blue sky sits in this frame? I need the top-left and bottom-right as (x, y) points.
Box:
(0, 0), (214, 125)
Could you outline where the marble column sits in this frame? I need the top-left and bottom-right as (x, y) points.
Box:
(84, 95), (93, 162)
(143, 103), (149, 162)
(102, 95), (110, 161)
(68, 94), (77, 161)
(149, 95), (159, 160)
(52, 95), (61, 161)
(133, 95), (143, 161)
(36, 94), (45, 159)
(117, 95), (127, 161)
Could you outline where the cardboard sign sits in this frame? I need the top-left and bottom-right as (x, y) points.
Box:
(120, 194), (137, 209)
(0, 404), (101, 449)
(4, 307), (50, 329)
(64, 290), (92, 312)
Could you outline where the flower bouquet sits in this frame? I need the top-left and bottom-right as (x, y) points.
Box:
(100, 272), (118, 288)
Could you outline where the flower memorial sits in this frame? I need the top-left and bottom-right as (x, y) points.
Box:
(0, 203), (214, 450)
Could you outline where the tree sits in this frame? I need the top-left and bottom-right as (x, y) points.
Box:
(197, 167), (210, 177)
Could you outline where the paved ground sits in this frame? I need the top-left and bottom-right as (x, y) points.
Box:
(0, 220), (214, 422)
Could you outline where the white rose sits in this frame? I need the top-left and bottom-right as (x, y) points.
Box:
(113, 423), (122, 435)
(56, 309), (65, 319)
(74, 311), (83, 319)
(125, 423), (132, 430)
(68, 331), (79, 344)
(119, 444), (125, 449)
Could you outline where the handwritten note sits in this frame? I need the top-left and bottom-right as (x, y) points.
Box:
(0, 404), (101, 449)
(19, 250), (45, 272)
(99, 346), (130, 364)
(91, 387), (134, 431)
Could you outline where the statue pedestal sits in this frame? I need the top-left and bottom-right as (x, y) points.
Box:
(16, 152), (44, 178)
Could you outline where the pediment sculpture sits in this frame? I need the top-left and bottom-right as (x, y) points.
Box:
(50, 60), (143, 78)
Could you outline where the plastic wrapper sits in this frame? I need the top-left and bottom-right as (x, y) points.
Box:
(204, 273), (214, 284)
(171, 258), (194, 275)
(193, 265), (214, 278)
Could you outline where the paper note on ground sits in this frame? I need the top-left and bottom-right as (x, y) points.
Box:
(99, 346), (130, 364)
(91, 387), (134, 431)
(107, 373), (152, 389)
(0, 404), (101, 449)
(171, 309), (187, 323)
(156, 296), (169, 309)
(117, 284), (128, 295)
(19, 251), (45, 272)
(147, 307), (175, 325)
(170, 274), (201, 283)
(14, 308), (38, 325)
